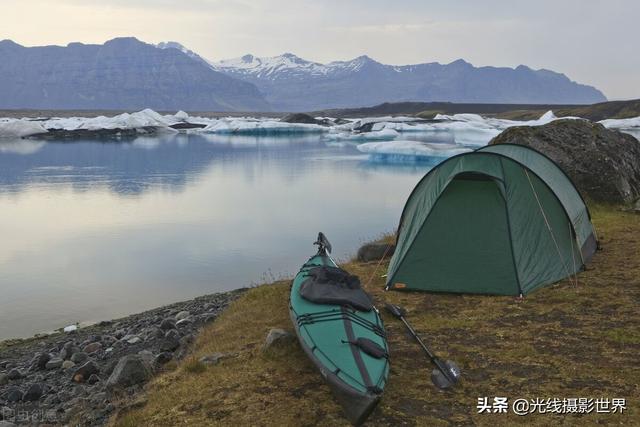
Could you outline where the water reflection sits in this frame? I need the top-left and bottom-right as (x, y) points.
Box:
(0, 133), (433, 339)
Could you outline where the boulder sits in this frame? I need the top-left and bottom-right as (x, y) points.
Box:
(45, 358), (64, 370)
(357, 243), (395, 262)
(159, 318), (176, 330)
(175, 311), (190, 321)
(72, 361), (100, 383)
(30, 352), (51, 371)
(83, 342), (102, 354)
(489, 119), (640, 204)
(6, 369), (23, 381)
(105, 355), (153, 389)
(5, 387), (23, 403)
(70, 352), (88, 364)
(23, 383), (44, 402)
(62, 360), (76, 370)
(154, 352), (173, 366)
(160, 330), (180, 352)
(198, 352), (235, 366)
(263, 328), (295, 351)
(0, 374), (8, 385)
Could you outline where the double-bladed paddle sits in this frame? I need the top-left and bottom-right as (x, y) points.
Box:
(385, 303), (461, 389)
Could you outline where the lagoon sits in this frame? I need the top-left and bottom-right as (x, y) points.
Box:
(0, 133), (442, 340)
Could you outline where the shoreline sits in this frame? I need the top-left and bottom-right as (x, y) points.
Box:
(0, 287), (246, 425)
(0, 288), (245, 348)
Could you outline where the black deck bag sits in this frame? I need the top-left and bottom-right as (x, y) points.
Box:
(299, 266), (373, 311)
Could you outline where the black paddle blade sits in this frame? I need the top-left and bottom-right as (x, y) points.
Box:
(313, 232), (332, 254)
(431, 360), (461, 389)
(384, 303), (406, 319)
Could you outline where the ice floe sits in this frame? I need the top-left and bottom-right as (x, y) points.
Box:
(358, 140), (473, 160)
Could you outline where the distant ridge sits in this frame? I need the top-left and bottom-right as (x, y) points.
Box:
(311, 99), (640, 121)
(211, 51), (607, 111)
(0, 38), (269, 111)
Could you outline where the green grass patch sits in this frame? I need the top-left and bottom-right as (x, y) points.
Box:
(112, 205), (639, 426)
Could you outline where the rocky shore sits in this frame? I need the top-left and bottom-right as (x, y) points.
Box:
(0, 288), (245, 426)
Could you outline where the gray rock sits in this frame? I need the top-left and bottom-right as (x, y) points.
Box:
(105, 355), (153, 389)
(70, 352), (88, 364)
(46, 358), (64, 370)
(160, 330), (180, 352)
(159, 318), (176, 330)
(0, 420), (17, 427)
(198, 352), (235, 366)
(357, 243), (396, 262)
(154, 352), (173, 366)
(62, 360), (76, 370)
(72, 361), (99, 383)
(263, 328), (295, 351)
(490, 119), (640, 204)
(83, 342), (102, 354)
(176, 318), (192, 328)
(137, 350), (154, 365)
(126, 336), (142, 345)
(6, 369), (23, 381)
(175, 310), (190, 321)
(5, 387), (22, 403)
(0, 374), (8, 385)
(30, 352), (51, 371)
(23, 383), (44, 401)
(87, 374), (100, 385)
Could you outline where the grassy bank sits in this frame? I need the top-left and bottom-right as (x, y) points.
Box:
(114, 206), (639, 426)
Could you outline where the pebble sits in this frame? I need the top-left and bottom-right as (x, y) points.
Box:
(154, 352), (173, 366)
(23, 383), (44, 402)
(6, 369), (23, 381)
(5, 387), (23, 403)
(83, 342), (102, 354)
(160, 330), (180, 352)
(263, 328), (295, 351)
(62, 360), (76, 370)
(159, 318), (176, 330)
(46, 358), (64, 370)
(72, 361), (99, 383)
(126, 336), (142, 345)
(31, 352), (51, 371)
(70, 352), (88, 364)
(175, 311), (190, 321)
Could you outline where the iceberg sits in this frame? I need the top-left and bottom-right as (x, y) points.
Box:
(201, 118), (327, 135)
(357, 140), (472, 162)
(599, 116), (640, 130)
(0, 119), (48, 138)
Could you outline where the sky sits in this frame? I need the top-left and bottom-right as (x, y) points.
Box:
(2, 0), (638, 100)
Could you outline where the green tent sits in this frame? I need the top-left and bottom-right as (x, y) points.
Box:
(386, 143), (598, 296)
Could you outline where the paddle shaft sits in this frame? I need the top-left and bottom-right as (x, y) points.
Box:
(398, 315), (456, 382)
(398, 315), (436, 360)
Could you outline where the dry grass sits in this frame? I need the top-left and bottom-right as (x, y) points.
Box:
(113, 206), (639, 426)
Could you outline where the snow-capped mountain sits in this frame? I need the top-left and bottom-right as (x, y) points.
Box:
(211, 52), (607, 111)
(0, 38), (269, 111)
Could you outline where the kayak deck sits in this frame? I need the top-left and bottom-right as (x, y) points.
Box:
(289, 253), (389, 424)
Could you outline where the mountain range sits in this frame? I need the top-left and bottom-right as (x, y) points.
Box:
(0, 38), (269, 111)
(0, 37), (606, 112)
(211, 52), (606, 111)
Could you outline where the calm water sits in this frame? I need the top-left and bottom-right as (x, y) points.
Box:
(0, 133), (440, 340)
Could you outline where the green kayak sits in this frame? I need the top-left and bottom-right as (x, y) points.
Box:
(289, 233), (389, 425)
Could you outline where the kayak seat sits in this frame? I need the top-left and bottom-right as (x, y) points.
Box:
(300, 266), (373, 311)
